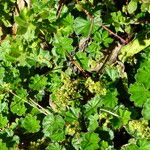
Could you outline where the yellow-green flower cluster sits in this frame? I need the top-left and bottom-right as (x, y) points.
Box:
(65, 122), (80, 136)
(29, 138), (45, 149)
(85, 77), (106, 95)
(51, 72), (79, 112)
(127, 120), (150, 139)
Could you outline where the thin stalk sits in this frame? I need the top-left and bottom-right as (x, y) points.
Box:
(100, 108), (120, 118)
(9, 90), (49, 115)
(101, 24), (128, 44)
(29, 98), (50, 115)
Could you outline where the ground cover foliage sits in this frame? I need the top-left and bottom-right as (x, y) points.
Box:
(0, 0), (150, 149)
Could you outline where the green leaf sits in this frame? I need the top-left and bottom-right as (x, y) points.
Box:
(17, 26), (28, 34)
(0, 67), (5, 81)
(87, 41), (102, 58)
(127, 0), (138, 14)
(141, 2), (150, 13)
(59, 13), (74, 36)
(15, 16), (28, 28)
(0, 102), (8, 113)
(135, 65), (150, 89)
(102, 90), (118, 108)
(122, 139), (150, 150)
(137, 138), (150, 150)
(81, 132), (100, 150)
(111, 108), (131, 128)
(65, 107), (80, 123)
(21, 114), (40, 133)
(103, 37), (113, 47)
(93, 30), (113, 47)
(87, 114), (99, 131)
(0, 140), (7, 150)
(110, 117), (121, 129)
(42, 113), (65, 142)
(72, 135), (82, 150)
(118, 109), (131, 125)
(111, 11), (126, 32)
(30, 48), (52, 67)
(0, 114), (8, 128)
(74, 17), (91, 36)
(105, 66), (119, 81)
(29, 74), (48, 91)
(10, 101), (27, 116)
(102, 31), (113, 47)
(102, 30), (109, 39)
(93, 31), (102, 42)
(10, 88), (28, 116)
(0, 40), (11, 61)
(99, 140), (113, 150)
(84, 95), (102, 117)
(129, 82), (150, 107)
(49, 73), (61, 92)
(46, 142), (66, 150)
(75, 51), (89, 70)
(53, 36), (73, 58)
(22, 24), (36, 41)
(142, 99), (150, 120)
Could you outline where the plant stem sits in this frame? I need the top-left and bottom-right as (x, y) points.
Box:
(9, 90), (49, 115)
(101, 24), (128, 44)
(100, 108), (120, 118)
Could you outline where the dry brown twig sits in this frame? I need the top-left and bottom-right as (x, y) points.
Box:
(101, 24), (128, 44)
(56, 0), (66, 18)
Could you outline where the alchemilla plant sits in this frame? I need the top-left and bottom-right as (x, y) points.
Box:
(0, 0), (150, 149)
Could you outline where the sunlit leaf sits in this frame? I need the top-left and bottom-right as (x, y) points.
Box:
(42, 113), (65, 142)
(53, 36), (73, 58)
(80, 132), (100, 150)
(84, 95), (102, 117)
(129, 82), (150, 107)
(141, 2), (150, 13)
(0, 114), (8, 128)
(0, 140), (7, 150)
(65, 107), (80, 123)
(142, 99), (150, 120)
(46, 142), (66, 150)
(135, 65), (150, 89)
(10, 88), (28, 116)
(87, 114), (99, 131)
(75, 51), (89, 70)
(21, 114), (40, 133)
(127, 0), (138, 14)
(74, 17), (91, 36)
(102, 90), (118, 108)
(29, 74), (48, 91)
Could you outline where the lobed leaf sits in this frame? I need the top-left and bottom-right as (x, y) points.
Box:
(74, 17), (91, 36)
(42, 113), (65, 142)
(129, 82), (150, 107)
(80, 132), (100, 150)
(21, 114), (40, 133)
(142, 99), (150, 120)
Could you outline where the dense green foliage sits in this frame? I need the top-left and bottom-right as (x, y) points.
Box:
(0, 0), (150, 149)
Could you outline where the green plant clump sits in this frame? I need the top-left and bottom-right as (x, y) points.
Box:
(0, 0), (150, 149)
